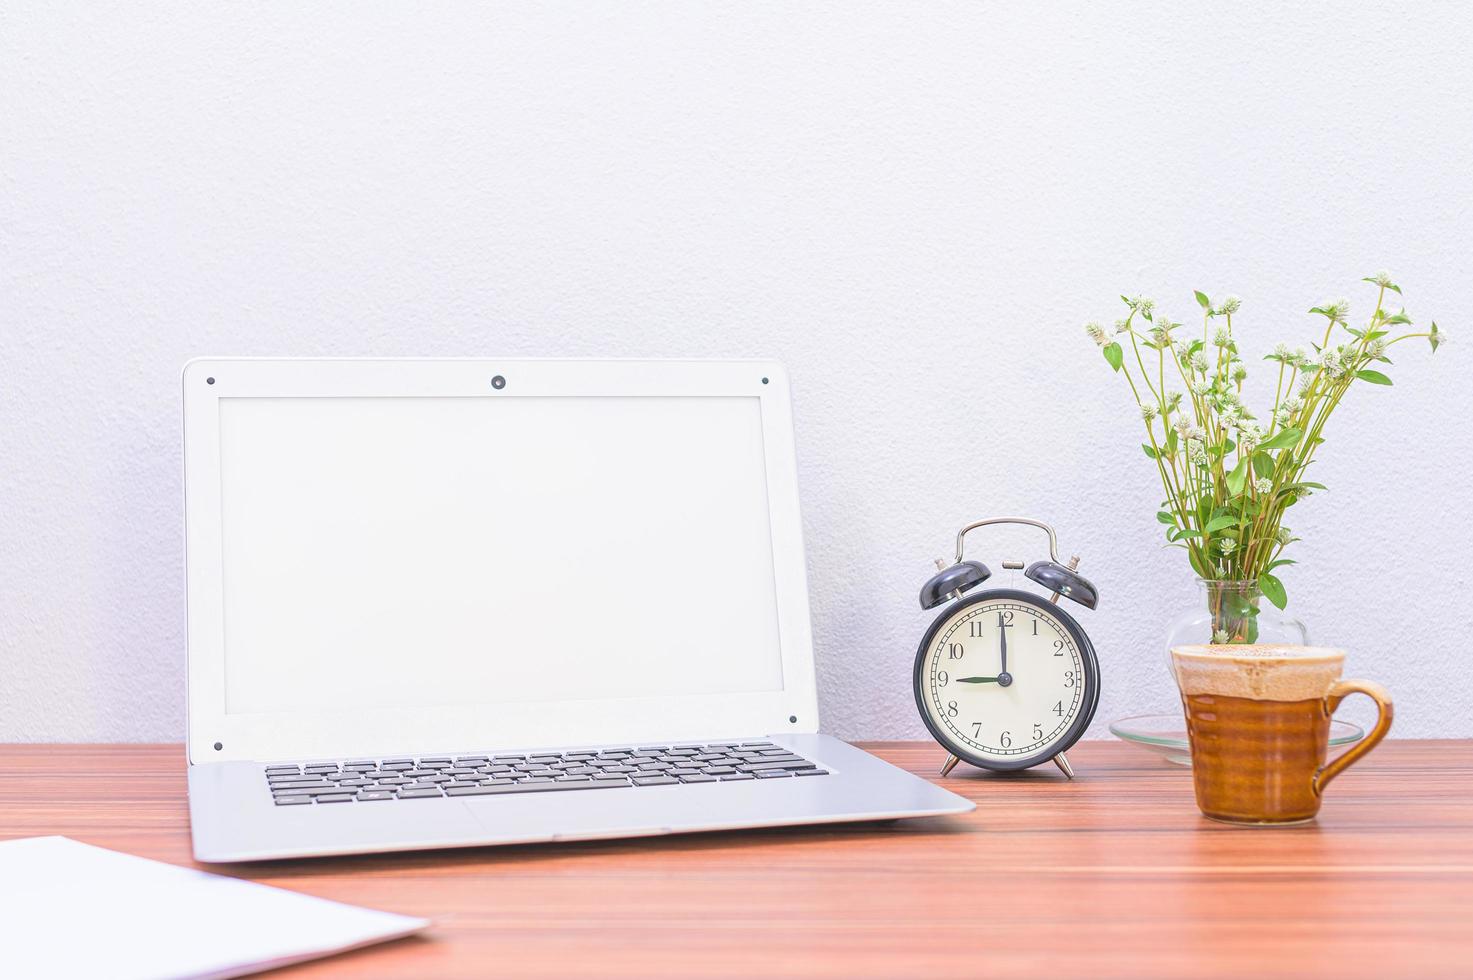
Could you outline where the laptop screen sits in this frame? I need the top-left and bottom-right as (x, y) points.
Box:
(216, 394), (785, 716)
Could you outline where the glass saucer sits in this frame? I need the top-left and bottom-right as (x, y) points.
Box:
(1109, 712), (1366, 767)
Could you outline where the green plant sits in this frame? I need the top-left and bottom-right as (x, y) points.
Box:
(1086, 273), (1444, 642)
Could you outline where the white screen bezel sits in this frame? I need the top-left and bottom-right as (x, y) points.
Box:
(182, 359), (818, 763)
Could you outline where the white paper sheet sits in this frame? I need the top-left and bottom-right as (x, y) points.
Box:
(0, 836), (430, 979)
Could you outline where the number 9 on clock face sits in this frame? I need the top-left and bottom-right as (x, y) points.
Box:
(913, 589), (1099, 771)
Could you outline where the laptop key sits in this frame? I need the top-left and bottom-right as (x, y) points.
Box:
(265, 765), (301, 774)
(678, 773), (717, 783)
(397, 787), (444, 799)
(356, 791), (396, 801)
(468, 780), (625, 796)
(316, 793), (357, 803)
(274, 795), (313, 805)
(630, 774), (680, 787)
(745, 761), (817, 772)
(719, 773), (755, 781)
(794, 769), (829, 777)
(753, 769), (794, 779)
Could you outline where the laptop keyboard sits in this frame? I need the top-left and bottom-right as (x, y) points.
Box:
(263, 741), (829, 806)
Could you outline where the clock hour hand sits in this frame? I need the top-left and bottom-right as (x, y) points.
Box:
(956, 676), (1001, 684)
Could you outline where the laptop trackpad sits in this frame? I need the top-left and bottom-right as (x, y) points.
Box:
(461, 787), (700, 843)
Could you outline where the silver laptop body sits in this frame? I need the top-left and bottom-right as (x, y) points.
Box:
(183, 358), (971, 862)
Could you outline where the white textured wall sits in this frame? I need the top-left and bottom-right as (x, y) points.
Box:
(3, 2), (1471, 744)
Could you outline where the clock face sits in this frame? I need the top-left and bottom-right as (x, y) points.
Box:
(915, 591), (1095, 768)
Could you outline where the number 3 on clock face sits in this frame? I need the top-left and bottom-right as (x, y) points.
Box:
(913, 589), (1099, 771)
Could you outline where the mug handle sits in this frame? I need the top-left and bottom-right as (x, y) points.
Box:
(1313, 679), (1394, 795)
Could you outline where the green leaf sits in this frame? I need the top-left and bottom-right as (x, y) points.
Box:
(1258, 427), (1302, 452)
(1156, 511), (1175, 525)
(1429, 321), (1442, 352)
(1166, 428), (1179, 454)
(1356, 369), (1392, 385)
(1103, 342), (1124, 372)
(1188, 548), (1213, 579)
(1266, 558), (1296, 571)
(1226, 592), (1258, 619)
(1361, 276), (1401, 295)
(1252, 451), (1275, 479)
(1172, 529), (1203, 540)
(1258, 572), (1287, 610)
(1203, 515), (1237, 534)
(1280, 481), (1326, 493)
(1225, 456), (1249, 496)
(1194, 290), (1211, 309)
(1142, 443), (1157, 459)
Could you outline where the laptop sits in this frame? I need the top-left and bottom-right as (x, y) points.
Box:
(183, 358), (971, 862)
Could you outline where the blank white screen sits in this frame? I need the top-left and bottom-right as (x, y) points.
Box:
(218, 395), (784, 714)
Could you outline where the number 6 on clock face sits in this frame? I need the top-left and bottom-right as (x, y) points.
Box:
(913, 589), (1099, 772)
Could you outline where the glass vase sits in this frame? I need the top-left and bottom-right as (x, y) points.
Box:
(1165, 579), (1309, 666)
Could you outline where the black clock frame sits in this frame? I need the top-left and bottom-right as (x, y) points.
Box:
(912, 588), (1101, 773)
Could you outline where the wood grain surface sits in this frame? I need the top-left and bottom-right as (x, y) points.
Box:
(3, 740), (1470, 978)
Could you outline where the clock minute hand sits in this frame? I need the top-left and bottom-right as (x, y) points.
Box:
(956, 676), (1001, 684)
(1000, 621), (1008, 675)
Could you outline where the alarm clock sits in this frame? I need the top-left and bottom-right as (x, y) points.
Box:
(914, 517), (1101, 779)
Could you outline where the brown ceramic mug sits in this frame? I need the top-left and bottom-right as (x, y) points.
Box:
(1170, 645), (1393, 825)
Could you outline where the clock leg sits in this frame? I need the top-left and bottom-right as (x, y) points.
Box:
(939, 754), (960, 778)
(1052, 752), (1075, 780)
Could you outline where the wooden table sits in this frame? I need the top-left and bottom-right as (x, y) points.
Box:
(3, 741), (1470, 978)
